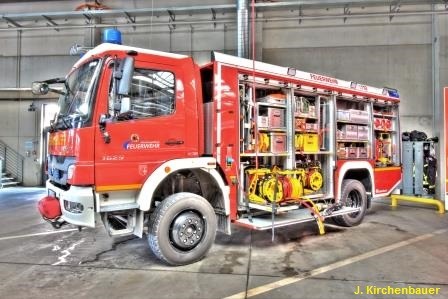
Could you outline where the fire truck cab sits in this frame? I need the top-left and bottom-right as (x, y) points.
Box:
(36, 43), (402, 265)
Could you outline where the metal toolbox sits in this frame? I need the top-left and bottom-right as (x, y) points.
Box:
(258, 93), (286, 104)
(357, 147), (369, 159)
(305, 123), (318, 132)
(341, 124), (358, 140)
(337, 147), (357, 159)
(349, 109), (369, 123)
(357, 126), (369, 140)
(347, 147), (357, 158)
(337, 110), (350, 121)
(266, 107), (285, 128)
(269, 133), (286, 153)
(257, 116), (269, 128)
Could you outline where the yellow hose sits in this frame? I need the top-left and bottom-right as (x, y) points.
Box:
(296, 196), (325, 235)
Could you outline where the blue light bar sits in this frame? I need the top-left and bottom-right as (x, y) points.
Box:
(103, 28), (122, 45)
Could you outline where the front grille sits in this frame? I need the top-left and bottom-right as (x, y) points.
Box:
(55, 156), (66, 164)
(48, 155), (76, 186)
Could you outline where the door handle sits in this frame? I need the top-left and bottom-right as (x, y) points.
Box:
(165, 139), (184, 145)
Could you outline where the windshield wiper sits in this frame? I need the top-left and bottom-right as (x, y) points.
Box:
(54, 114), (72, 130)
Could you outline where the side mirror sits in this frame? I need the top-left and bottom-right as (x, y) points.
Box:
(31, 81), (49, 95)
(117, 57), (134, 96)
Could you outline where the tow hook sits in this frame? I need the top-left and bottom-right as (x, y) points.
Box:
(49, 218), (67, 229)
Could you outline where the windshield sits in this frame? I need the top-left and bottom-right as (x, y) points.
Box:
(55, 59), (101, 129)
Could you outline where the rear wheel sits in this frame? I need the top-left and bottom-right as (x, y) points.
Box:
(148, 192), (217, 265)
(334, 179), (367, 227)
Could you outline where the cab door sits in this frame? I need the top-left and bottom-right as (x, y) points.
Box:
(94, 58), (197, 191)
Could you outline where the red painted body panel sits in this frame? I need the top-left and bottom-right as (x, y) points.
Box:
(215, 65), (240, 219)
(334, 160), (376, 200)
(48, 130), (77, 157)
(374, 167), (402, 194)
(92, 55), (202, 189)
(48, 128), (95, 185)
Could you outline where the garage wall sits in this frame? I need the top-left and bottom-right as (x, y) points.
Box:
(0, 100), (50, 186)
(0, 1), (446, 186)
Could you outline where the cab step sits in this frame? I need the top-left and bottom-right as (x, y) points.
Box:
(99, 202), (139, 212)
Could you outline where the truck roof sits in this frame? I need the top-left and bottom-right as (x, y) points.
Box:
(74, 43), (189, 68)
(212, 51), (399, 102)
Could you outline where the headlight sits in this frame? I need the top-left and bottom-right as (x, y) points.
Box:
(64, 200), (84, 213)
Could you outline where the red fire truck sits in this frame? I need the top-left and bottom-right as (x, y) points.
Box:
(36, 43), (402, 265)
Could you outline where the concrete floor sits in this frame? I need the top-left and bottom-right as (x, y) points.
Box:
(0, 187), (447, 299)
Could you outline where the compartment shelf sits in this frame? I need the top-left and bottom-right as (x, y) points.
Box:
(374, 129), (396, 132)
(296, 130), (319, 133)
(295, 115), (318, 120)
(337, 120), (369, 125)
(373, 113), (396, 118)
(337, 139), (369, 143)
(338, 157), (371, 160)
(240, 152), (289, 157)
(257, 102), (286, 108)
(296, 151), (332, 155)
(258, 127), (286, 132)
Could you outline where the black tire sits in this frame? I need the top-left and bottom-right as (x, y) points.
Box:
(333, 179), (367, 227)
(148, 192), (217, 265)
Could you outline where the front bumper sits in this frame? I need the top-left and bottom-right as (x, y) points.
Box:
(46, 180), (96, 228)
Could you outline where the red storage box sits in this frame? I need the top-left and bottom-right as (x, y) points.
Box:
(269, 133), (286, 153)
(349, 109), (369, 123)
(267, 108), (285, 128)
(357, 147), (369, 159)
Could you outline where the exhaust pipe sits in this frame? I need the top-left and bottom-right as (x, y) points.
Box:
(237, 0), (249, 58)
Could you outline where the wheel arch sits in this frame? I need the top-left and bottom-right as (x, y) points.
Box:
(337, 161), (373, 207)
(137, 158), (230, 234)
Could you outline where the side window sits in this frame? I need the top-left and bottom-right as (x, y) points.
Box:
(110, 68), (175, 120)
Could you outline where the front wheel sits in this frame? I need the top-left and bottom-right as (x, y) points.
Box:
(148, 192), (217, 265)
(333, 179), (367, 227)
